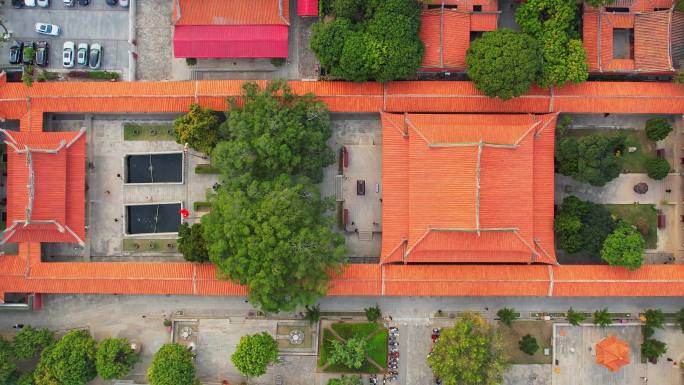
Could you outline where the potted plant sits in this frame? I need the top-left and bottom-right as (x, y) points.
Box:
(163, 319), (172, 333)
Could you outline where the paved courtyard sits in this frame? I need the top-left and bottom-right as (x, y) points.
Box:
(0, 1), (130, 73)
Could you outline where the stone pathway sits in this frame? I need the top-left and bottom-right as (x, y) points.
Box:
(555, 173), (676, 205)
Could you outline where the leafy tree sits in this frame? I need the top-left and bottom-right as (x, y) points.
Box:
(643, 309), (665, 330)
(677, 308), (684, 333)
(332, 0), (365, 20)
(17, 372), (35, 385)
(556, 137), (579, 176)
(580, 203), (616, 255)
(645, 157), (670, 180)
(0, 336), (16, 385)
(575, 134), (623, 186)
(202, 175), (346, 312)
(518, 334), (539, 356)
(327, 375), (363, 385)
(555, 211), (584, 253)
(328, 336), (368, 369)
(427, 313), (508, 385)
(174, 103), (221, 155)
(95, 338), (138, 380)
(567, 308), (586, 326)
(34, 329), (97, 385)
(364, 304), (382, 322)
(231, 332), (278, 378)
(178, 222), (209, 263)
(593, 309), (612, 327)
(147, 344), (196, 385)
(642, 324), (655, 339)
(641, 339), (667, 361)
(497, 308), (518, 327)
(601, 222), (645, 270)
(305, 304), (321, 325)
(515, 0), (588, 87)
(585, 0), (615, 6)
(310, 18), (354, 71)
(466, 29), (542, 100)
(645, 118), (672, 142)
(12, 326), (55, 360)
(214, 82), (335, 183)
(22, 70), (34, 87)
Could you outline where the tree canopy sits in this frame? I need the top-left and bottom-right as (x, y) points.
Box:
(231, 332), (279, 378)
(95, 338), (138, 380)
(515, 0), (588, 87)
(12, 326), (55, 360)
(556, 134), (623, 186)
(466, 29), (542, 100)
(601, 222), (645, 270)
(202, 175), (346, 312)
(327, 375), (363, 385)
(34, 330), (97, 385)
(174, 103), (222, 155)
(593, 309), (612, 327)
(645, 118), (672, 141)
(213, 81), (334, 183)
(427, 313), (508, 385)
(643, 309), (665, 330)
(311, 0), (424, 82)
(554, 196), (616, 255)
(328, 336), (368, 369)
(496, 308), (518, 326)
(178, 222), (209, 263)
(147, 344), (196, 385)
(567, 308), (586, 326)
(518, 335), (539, 356)
(0, 336), (16, 385)
(645, 157), (670, 180)
(641, 339), (667, 361)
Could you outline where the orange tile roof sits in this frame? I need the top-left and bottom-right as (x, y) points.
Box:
(583, 7), (677, 73)
(174, 0), (289, 26)
(380, 112), (556, 264)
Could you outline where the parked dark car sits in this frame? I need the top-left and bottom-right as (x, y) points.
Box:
(35, 41), (49, 67)
(78, 0), (88, 5)
(105, 0), (116, 5)
(22, 41), (36, 65)
(11, 0), (24, 8)
(9, 41), (23, 64)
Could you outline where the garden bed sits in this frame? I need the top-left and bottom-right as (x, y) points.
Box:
(123, 123), (176, 141)
(565, 129), (654, 173)
(122, 239), (177, 252)
(498, 321), (552, 365)
(318, 322), (387, 373)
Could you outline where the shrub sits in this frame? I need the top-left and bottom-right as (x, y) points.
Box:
(306, 304), (321, 325)
(601, 221), (645, 270)
(677, 308), (684, 333)
(466, 29), (542, 100)
(364, 304), (382, 322)
(593, 309), (612, 327)
(0, 337), (16, 385)
(332, 0), (364, 19)
(518, 334), (539, 356)
(327, 375), (363, 385)
(185, 58), (197, 66)
(642, 325), (655, 339)
(328, 336), (368, 369)
(643, 309), (665, 330)
(23, 46), (35, 62)
(147, 344), (196, 385)
(17, 372), (35, 385)
(12, 326), (55, 360)
(22, 70), (33, 87)
(497, 308), (518, 326)
(178, 222), (209, 263)
(88, 71), (120, 80)
(567, 308), (586, 326)
(34, 330), (97, 385)
(645, 157), (670, 180)
(194, 164), (221, 174)
(95, 338), (138, 380)
(68, 70), (90, 78)
(645, 118), (672, 141)
(174, 103), (221, 155)
(641, 339), (667, 361)
(231, 332), (278, 377)
(192, 201), (212, 211)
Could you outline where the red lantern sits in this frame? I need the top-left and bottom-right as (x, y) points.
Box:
(179, 208), (190, 218)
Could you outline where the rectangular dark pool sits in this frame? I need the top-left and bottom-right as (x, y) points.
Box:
(125, 153), (183, 184)
(126, 203), (182, 234)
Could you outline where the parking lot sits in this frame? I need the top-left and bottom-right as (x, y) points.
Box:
(0, 1), (129, 72)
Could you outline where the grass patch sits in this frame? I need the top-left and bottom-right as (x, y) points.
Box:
(605, 204), (657, 249)
(498, 321), (552, 365)
(319, 323), (386, 374)
(195, 164), (221, 174)
(123, 123), (176, 141)
(565, 129), (654, 173)
(123, 239), (177, 252)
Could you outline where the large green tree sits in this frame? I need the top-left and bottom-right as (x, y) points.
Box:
(427, 313), (508, 385)
(0, 336), (16, 385)
(34, 330), (97, 385)
(12, 326), (55, 360)
(174, 103), (221, 155)
(147, 344), (196, 385)
(466, 29), (542, 100)
(328, 336), (368, 369)
(231, 332), (278, 378)
(95, 338), (138, 380)
(580, 203), (616, 255)
(311, 0), (423, 82)
(645, 157), (670, 180)
(557, 134), (623, 186)
(178, 222), (209, 263)
(645, 118), (672, 142)
(601, 222), (645, 270)
(213, 82), (334, 183)
(327, 375), (363, 385)
(202, 175), (346, 312)
(515, 0), (588, 87)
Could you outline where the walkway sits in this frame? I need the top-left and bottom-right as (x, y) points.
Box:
(555, 173), (675, 205)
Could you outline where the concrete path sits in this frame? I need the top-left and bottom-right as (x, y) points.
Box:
(555, 173), (676, 205)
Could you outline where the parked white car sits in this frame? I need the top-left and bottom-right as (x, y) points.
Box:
(119, 0), (128, 6)
(88, 43), (101, 69)
(77, 43), (88, 66)
(63, 41), (75, 68)
(37, 0), (49, 7)
(24, 0), (36, 6)
(35, 23), (60, 36)
(63, 0), (74, 6)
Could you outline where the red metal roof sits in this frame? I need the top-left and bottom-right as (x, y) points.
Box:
(297, 0), (318, 16)
(173, 25), (289, 58)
